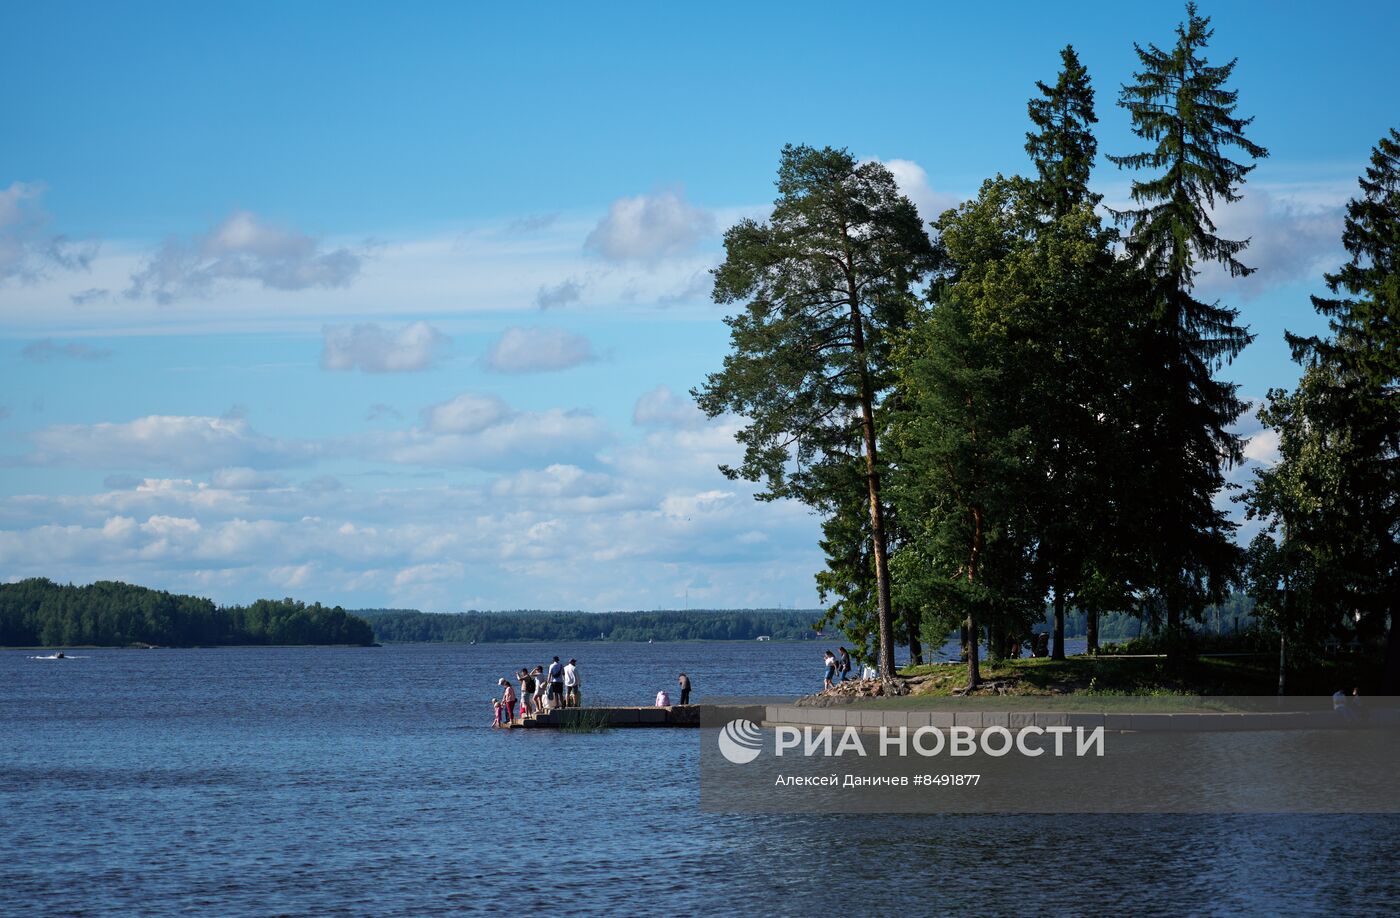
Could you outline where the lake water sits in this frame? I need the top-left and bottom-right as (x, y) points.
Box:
(3, 641), (1396, 916)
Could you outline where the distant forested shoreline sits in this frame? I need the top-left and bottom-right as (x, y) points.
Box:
(0, 579), (375, 648)
(355, 608), (830, 643)
(0, 576), (1264, 649)
(356, 598), (1259, 645)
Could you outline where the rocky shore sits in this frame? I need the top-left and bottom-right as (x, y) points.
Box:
(794, 677), (913, 707)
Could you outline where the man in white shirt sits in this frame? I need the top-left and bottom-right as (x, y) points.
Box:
(563, 658), (579, 707)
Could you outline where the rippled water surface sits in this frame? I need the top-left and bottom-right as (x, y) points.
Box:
(3, 642), (1397, 916)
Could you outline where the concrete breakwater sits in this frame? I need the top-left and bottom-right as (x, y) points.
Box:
(516, 705), (706, 728)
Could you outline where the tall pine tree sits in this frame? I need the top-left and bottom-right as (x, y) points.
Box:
(1109, 2), (1268, 645)
(696, 145), (938, 679)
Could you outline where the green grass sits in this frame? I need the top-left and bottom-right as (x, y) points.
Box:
(891, 653), (1379, 701)
(555, 707), (614, 733)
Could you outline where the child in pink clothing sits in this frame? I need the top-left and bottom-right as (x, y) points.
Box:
(491, 698), (504, 728)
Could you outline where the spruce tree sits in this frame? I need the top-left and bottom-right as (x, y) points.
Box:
(1026, 45), (1099, 219)
(1015, 45), (1143, 659)
(1246, 129), (1400, 690)
(1109, 2), (1268, 643)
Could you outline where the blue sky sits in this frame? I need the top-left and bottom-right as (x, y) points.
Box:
(2, 1), (1396, 611)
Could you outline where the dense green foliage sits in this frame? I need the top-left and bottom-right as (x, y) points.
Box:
(357, 608), (829, 643)
(887, 50), (1139, 685)
(1242, 129), (1400, 690)
(700, 4), (1399, 691)
(0, 579), (374, 647)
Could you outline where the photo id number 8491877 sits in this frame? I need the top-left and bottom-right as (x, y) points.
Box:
(913, 774), (981, 787)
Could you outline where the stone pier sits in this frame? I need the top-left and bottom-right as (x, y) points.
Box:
(513, 705), (705, 728)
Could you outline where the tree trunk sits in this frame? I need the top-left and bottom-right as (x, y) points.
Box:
(1052, 578), (1066, 661)
(988, 623), (1006, 663)
(906, 611), (923, 666)
(966, 611), (980, 689)
(850, 302), (897, 679)
(1165, 591), (1182, 661)
(1086, 608), (1099, 655)
(966, 506), (984, 690)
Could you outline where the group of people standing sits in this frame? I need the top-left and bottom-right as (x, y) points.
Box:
(493, 656), (579, 727)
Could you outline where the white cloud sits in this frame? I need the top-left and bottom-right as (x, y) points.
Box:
(874, 159), (962, 224)
(632, 384), (707, 428)
(658, 269), (715, 306)
(423, 392), (512, 434)
(0, 181), (96, 283)
(483, 326), (597, 374)
(489, 464), (619, 508)
(14, 393), (615, 477)
(1242, 428), (1281, 466)
(584, 188), (714, 261)
(1198, 186), (1346, 299)
(210, 467), (289, 490)
(376, 405), (609, 468)
(269, 563), (314, 589)
(26, 415), (318, 473)
(321, 320), (449, 373)
(125, 210), (362, 303)
(0, 413), (825, 610)
(0, 219), (731, 334)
